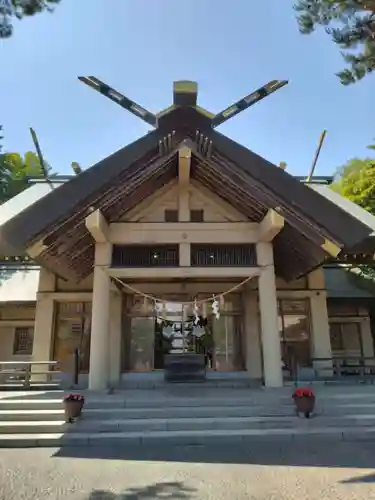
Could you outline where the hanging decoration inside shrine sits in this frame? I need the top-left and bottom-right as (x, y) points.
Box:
(111, 274), (257, 328)
(161, 302), (167, 321)
(202, 302), (207, 319)
(211, 295), (220, 320)
(152, 295), (222, 326)
(193, 298), (200, 325)
(219, 295), (225, 309)
(141, 296), (148, 314)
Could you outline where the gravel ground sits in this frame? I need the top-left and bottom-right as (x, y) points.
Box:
(0, 440), (375, 500)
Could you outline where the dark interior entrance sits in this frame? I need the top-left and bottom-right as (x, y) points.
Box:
(122, 296), (244, 373)
(153, 314), (215, 370)
(153, 318), (177, 369)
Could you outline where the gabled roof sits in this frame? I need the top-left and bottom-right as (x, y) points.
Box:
(324, 266), (375, 299)
(207, 129), (370, 249)
(308, 184), (375, 234)
(0, 107), (373, 281)
(0, 181), (59, 227)
(0, 130), (161, 257)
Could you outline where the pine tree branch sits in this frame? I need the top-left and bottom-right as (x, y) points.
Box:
(294, 0), (375, 84)
(0, 0), (61, 38)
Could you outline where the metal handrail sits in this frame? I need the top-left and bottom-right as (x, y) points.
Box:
(73, 348), (80, 386)
(0, 360), (64, 389)
(306, 356), (375, 384)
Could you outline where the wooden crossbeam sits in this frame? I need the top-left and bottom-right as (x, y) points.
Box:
(78, 76), (157, 127)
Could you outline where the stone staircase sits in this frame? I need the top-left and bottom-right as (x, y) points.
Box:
(1, 385), (375, 447)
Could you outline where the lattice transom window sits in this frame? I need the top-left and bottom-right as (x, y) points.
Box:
(70, 321), (83, 337)
(58, 302), (91, 319)
(13, 327), (34, 355)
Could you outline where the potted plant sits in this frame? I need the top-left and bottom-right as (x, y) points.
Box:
(292, 387), (315, 418)
(63, 393), (85, 423)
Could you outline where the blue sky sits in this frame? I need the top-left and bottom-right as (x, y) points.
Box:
(2, 0), (375, 176)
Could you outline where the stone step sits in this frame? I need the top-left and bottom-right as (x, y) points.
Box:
(2, 397), (375, 415)
(10, 395), (375, 406)
(3, 401), (375, 424)
(323, 403), (375, 415)
(2, 414), (375, 434)
(0, 384), (60, 392)
(0, 396), (294, 410)
(0, 409), (65, 421)
(0, 399), (64, 411)
(1, 387), (375, 407)
(84, 395), (294, 409)
(82, 403), (375, 418)
(92, 390), (375, 406)
(120, 380), (256, 389)
(0, 406), (292, 421)
(83, 405), (294, 419)
(0, 416), (298, 434)
(2, 426), (375, 448)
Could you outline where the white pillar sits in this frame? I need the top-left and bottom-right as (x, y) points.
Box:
(242, 290), (262, 379)
(256, 242), (283, 387)
(310, 292), (333, 375)
(88, 243), (112, 390)
(179, 243), (191, 266)
(32, 268), (56, 381)
(33, 297), (55, 360)
(32, 297), (55, 382)
(361, 316), (375, 368)
(108, 291), (122, 386)
(308, 269), (333, 376)
(178, 180), (191, 267)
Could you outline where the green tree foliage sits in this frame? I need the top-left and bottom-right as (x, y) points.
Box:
(331, 157), (375, 213)
(0, 0), (61, 38)
(331, 147), (375, 284)
(0, 148), (52, 282)
(294, 0), (375, 84)
(0, 151), (50, 203)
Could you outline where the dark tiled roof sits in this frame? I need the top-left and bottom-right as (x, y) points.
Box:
(324, 266), (375, 299)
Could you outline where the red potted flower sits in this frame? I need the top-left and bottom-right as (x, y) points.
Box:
(63, 394), (85, 423)
(292, 387), (315, 418)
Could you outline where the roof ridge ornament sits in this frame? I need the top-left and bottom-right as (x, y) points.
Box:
(305, 130), (327, 183)
(29, 128), (54, 190)
(77, 77), (288, 130)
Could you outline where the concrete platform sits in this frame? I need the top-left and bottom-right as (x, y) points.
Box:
(0, 385), (375, 448)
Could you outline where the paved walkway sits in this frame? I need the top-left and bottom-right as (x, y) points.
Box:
(0, 440), (375, 499)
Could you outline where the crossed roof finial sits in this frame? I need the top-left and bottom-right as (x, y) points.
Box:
(78, 77), (288, 129)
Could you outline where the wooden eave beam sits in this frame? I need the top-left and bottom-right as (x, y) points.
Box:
(85, 209), (109, 243)
(207, 129), (371, 250)
(193, 153), (334, 279)
(259, 209), (284, 242)
(206, 152), (344, 252)
(178, 145), (191, 222)
(26, 238), (49, 260)
(189, 180), (248, 222)
(335, 252), (375, 264)
(0, 131), (161, 256)
(37, 253), (80, 282)
(192, 163), (266, 221)
(121, 180), (177, 221)
(321, 239), (342, 258)
(178, 146), (191, 186)
(26, 239), (49, 259)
